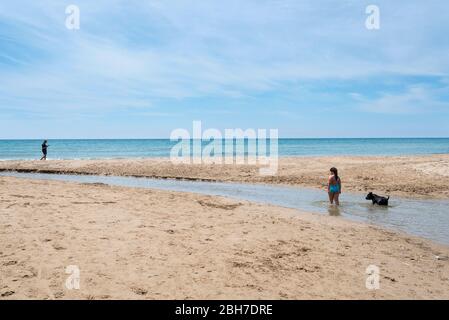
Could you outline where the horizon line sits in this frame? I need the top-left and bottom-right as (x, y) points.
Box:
(1, 137), (449, 140)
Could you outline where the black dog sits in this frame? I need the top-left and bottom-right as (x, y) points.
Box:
(366, 192), (389, 206)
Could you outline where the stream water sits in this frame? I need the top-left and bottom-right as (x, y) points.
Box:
(1, 171), (448, 245)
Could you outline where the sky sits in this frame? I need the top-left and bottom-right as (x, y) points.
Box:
(0, 0), (448, 139)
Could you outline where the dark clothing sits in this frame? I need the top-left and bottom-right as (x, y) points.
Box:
(42, 143), (48, 155)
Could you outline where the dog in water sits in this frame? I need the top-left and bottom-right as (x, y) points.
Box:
(366, 192), (389, 206)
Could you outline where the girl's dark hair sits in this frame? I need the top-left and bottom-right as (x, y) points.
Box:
(330, 167), (339, 182)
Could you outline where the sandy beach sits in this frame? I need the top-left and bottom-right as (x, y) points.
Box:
(2, 0), (448, 304)
(1, 154), (449, 199)
(1, 174), (449, 299)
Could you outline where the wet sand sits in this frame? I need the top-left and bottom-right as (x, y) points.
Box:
(1, 154), (449, 199)
(1, 176), (449, 299)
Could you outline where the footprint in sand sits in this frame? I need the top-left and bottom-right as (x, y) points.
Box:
(52, 243), (66, 250)
(197, 199), (242, 210)
(131, 286), (148, 296)
(1, 291), (15, 297)
(21, 269), (37, 279)
(10, 194), (35, 199)
(36, 202), (50, 207)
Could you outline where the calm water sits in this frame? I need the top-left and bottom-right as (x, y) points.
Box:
(1, 171), (449, 245)
(0, 138), (448, 160)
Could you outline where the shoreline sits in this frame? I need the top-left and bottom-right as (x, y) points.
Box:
(1, 176), (448, 299)
(3, 169), (449, 248)
(1, 154), (449, 199)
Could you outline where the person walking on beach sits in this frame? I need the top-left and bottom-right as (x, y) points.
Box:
(40, 140), (49, 160)
(328, 167), (341, 206)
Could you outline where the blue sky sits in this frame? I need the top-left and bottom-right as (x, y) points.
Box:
(0, 0), (448, 138)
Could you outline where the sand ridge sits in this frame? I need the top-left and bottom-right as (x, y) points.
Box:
(1, 155), (449, 199)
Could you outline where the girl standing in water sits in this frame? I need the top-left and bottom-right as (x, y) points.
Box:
(328, 167), (341, 205)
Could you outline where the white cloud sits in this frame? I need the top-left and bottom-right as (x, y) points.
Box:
(0, 0), (449, 115)
(356, 86), (449, 114)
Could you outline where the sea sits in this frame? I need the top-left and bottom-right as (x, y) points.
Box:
(0, 138), (448, 160)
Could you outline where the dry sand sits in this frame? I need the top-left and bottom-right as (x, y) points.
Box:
(1, 154), (449, 199)
(1, 176), (449, 300)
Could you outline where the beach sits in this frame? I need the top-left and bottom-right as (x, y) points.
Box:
(1, 155), (449, 299)
(2, 0), (449, 304)
(1, 175), (449, 299)
(1, 154), (449, 199)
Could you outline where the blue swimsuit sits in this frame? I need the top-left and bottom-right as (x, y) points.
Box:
(329, 177), (340, 193)
(329, 184), (340, 193)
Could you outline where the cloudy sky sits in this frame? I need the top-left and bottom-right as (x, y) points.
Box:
(0, 0), (448, 138)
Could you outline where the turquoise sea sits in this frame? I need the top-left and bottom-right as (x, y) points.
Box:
(0, 138), (448, 160)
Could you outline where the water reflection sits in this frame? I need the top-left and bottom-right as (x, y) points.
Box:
(327, 205), (341, 216)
